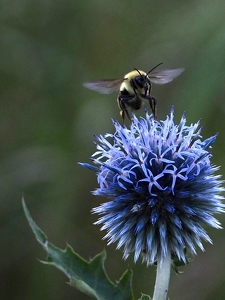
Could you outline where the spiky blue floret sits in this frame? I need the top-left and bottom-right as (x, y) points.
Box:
(81, 109), (225, 265)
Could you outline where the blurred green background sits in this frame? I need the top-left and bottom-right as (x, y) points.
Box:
(1, 0), (225, 299)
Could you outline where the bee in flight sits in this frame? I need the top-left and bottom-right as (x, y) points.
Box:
(83, 63), (184, 122)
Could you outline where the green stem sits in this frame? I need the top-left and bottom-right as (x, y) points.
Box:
(152, 252), (171, 300)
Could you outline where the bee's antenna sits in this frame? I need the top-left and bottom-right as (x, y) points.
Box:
(134, 68), (143, 77)
(146, 62), (163, 76)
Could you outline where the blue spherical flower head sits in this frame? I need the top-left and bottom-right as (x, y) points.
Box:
(80, 109), (225, 266)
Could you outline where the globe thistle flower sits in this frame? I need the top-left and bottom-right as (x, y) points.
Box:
(80, 108), (224, 266)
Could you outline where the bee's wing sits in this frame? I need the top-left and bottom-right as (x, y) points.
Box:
(83, 78), (125, 94)
(148, 68), (184, 85)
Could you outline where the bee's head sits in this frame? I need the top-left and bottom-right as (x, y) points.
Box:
(133, 69), (150, 91)
(133, 62), (163, 95)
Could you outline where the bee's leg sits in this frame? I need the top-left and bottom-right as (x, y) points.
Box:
(149, 96), (158, 120)
(117, 96), (131, 123)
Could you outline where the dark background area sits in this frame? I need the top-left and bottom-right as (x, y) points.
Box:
(1, 1), (225, 299)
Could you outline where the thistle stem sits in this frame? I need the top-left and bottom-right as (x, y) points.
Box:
(152, 252), (171, 300)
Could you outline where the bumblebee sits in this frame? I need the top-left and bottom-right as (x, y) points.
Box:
(83, 63), (184, 122)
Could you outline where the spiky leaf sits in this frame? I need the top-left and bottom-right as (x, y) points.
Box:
(22, 199), (134, 300)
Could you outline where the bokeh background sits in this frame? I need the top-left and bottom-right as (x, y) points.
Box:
(1, 0), (225, 299)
